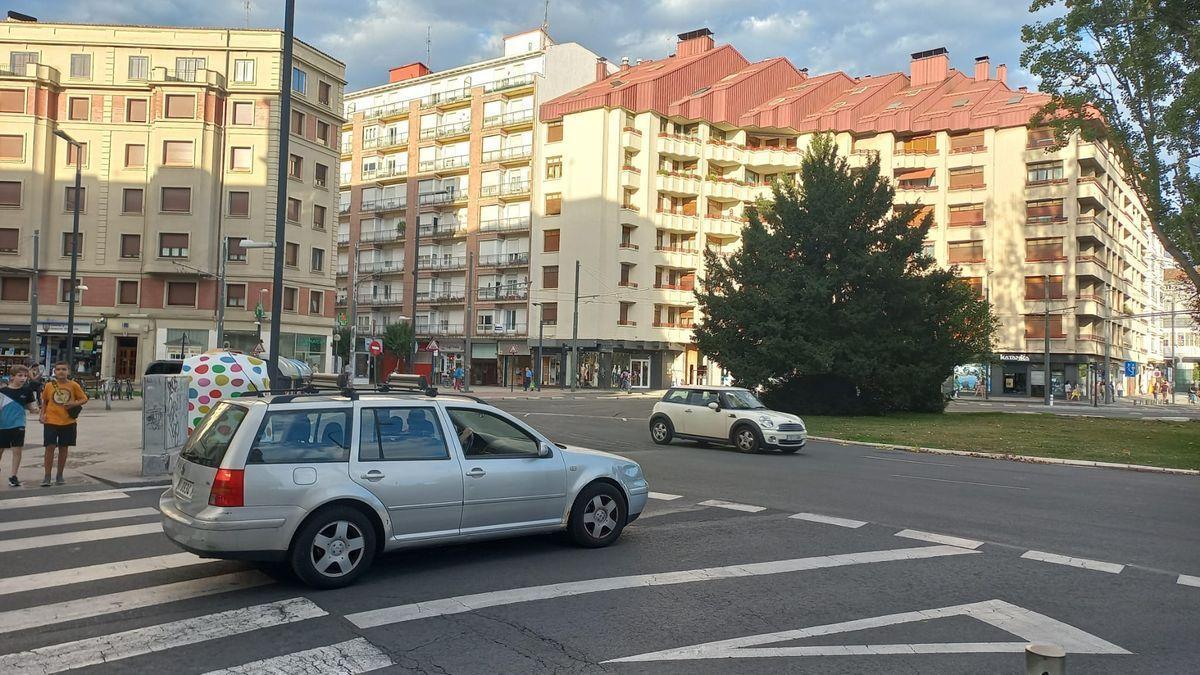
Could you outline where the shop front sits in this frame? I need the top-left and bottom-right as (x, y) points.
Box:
(470, 341), (496, 386)
(989, 353), (1111, 398)
(547, 341), (674, 390)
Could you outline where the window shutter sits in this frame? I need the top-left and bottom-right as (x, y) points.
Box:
(163, 141), (193, 166)
(125, 144), (146, 167)
(122, 188), (143, 214)
(0, 228), (18, 251)
(127, 99), (148, 122)
(0, 182), (20, 206)
(232, 101), (253, 125)
(120, 234), (140, 258)
(543, 229), (560, 252)
(118, 281), (139, 305)
(161, 187), (191, 212)
(1, 277), (29, 301)
(949, 132), (985, 152)
(0, 89), (24, 113)
(948, 204), (984, 226)
(165, 95), (194, 119)
(167, 282), (197, 306)
(0, 135), (22, 159)
(228, 191), (250, 216)
(547, 123), (563, 143)
(69, 97), (90, 120)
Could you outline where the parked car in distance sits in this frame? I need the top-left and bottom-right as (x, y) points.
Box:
(144, 359), (183, 376)
(160, 390), (649, 588)
(649, 386), (807, 453)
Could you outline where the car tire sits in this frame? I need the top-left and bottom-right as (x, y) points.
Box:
(568, 482), (626, 548)
(649, 416), (674, 445)
(289, 506), (377, 589)
(732, 424), (762, 453)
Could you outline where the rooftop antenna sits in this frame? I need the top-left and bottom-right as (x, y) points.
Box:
(425, 25), (431, 68)
(243, 0), (251, 27)
(543, 0), (550, 29)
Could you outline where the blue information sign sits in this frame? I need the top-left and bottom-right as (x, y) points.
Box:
(1123, 361), (1137, 378)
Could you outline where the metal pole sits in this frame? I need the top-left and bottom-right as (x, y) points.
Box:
(348, 242), (358, 380)
(267, 0), (296, 391)
(1103, 314), (1112, 403)
(1043, 273), (1051, 406)
(409, 215), (421, 375)
(215, 237), (227, 347)
(536, 303), (544, 391)
(28, 230), (38, 363)
(462, 249), (473, 393)
(1170, 298), (1176, 404)
(983, 283), (989, 400)
(65, 156), (82, 371)
(570, 259), (580, 391)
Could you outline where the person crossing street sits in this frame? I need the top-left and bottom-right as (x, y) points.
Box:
(39, 362), (88, 487)
(1, 365), (39, 487)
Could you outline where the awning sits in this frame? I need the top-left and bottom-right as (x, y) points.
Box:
(896, 168), (935, 180)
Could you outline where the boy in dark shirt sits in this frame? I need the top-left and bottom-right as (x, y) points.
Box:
(1, 365), (39, 487)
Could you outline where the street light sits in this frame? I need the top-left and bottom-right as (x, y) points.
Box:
(531, 301), (545, 391)
(54, 129), (83, 370)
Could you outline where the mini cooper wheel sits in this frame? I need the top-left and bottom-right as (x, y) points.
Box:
(733, 425), (762, 454)
(649, 417), (674, 445)
(568, 482), (626, 548)
(290, 506), (377, 589)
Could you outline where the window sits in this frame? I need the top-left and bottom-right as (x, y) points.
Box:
(125, 144), (146, 168)
(948, 166), (984, 190)
(122, 188), (143, 214)
(226, 236), (247, 261)
(68, 97), (90, 120)
(542, 265), (559, 289)
(908, 205), (935, 227)
(948, 204), (984, 227)
(896, 134), (937, 154)
(233, 59), (255, 83)
(311, 247), (325, 272)
(166, 281), (197, 307)
(619, 301), (634, 325)
(69, 53), (92, 79)
(230, 146), (252, 171)
(8, 51), (37, 74)
(309, 290), (323, 314)
(0, 228), (16, 252)
(949, 131), (985, 153)
(1025, 275), (1066, 300)
(232, 101), (254, 125)
(128, 55), (149, 80)
(446, 408), (540, 458)
(289, 154), (303, 179)
(1024, 314), (1065, 338)
(540, 302), (558, 325)
(175, 57), (205, 81)
(619, 262), (635, 286)
(126, 98), (148, 123)
(120, 234), (140, 259)
(0, 134), (21, 160)
(161, 187), (191, 213)
(1026, 199), (1065, 223)
(292, 67), (307, 94)
(962, 276), (984, 298)
(315, 163), (328, 188)
(546, 156), (562, 179)
(290, 110), (306, 135)
(0, 89), (23, 113)
(165, 94), (194, 119)
(287, 198), (301, 222)
(545, 192), (562, 216)
(358, 407), (449, 461)
(0, 182), (20, 207)
(0, 277), (29, 301)
(228, 191), (250, 217)
(66, 143), (87, 166)
(64, 187), (85, 212)
(1025, 237), (1064, 261)
(1027, 128), (1055, 148)
(117, 280), (139, 305)
(547, 122), (563, 143)
(946, 240), (984, 264)
(313, 204), (327, 229)
(159, 233), (189, 258)
(180, 402), (246, 468)
(284, 242), (299, 267)
(663, 389), (690, 404)
(248, 409), (350, 463)
(316, 120), (330, 146)
(283, 286), (298, 311)
(163, 140), (194, 166)
(543, 229), (560, 252)
(318, 81), (331, 105)
(1027, 162), (1064, 184)
(60, 279), (81, 303)
(226, 283), (246, 307)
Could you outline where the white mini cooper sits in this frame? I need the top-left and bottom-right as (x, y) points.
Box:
(649, 386), (807, 453)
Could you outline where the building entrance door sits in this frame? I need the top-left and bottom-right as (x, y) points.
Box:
(630, 358), (651, 388)
(115, 337), (138, 380)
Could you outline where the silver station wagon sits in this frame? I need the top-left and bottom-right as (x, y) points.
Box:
(160, 389), (649, 588)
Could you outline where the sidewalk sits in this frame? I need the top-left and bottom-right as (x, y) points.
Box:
(9, 398), (151, 491)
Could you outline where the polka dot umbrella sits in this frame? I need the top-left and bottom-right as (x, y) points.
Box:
(181, 351), (270, 433)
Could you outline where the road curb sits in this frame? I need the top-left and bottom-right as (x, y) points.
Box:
(808, 436), (1200, 477)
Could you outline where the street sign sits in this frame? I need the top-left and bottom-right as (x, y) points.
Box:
(1124, 361), (1137, 377)
(368, 339), (383, 356)
(251, 341), (265, 356)
(426, 339), (440, 352)
(337, 312), (348, 327)
(508, 345), (519, 355)
(254, 301), (265, 321)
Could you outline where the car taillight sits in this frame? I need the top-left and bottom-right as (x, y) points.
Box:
(209, 468), (244, 507)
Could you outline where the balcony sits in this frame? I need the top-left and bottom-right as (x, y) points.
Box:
(480, 180), (531, 200)
(361, 165), (406, 182)
(418, 254), (468, 271)
(484, 73), (536, 94)
(479, 215), (531, 233)
(361, 101), (410, 121)
(339, 202), (352, 216)
(1075, 294), (1106, 317)
(357, 259), (405, 275)
(655, 207), (700, 231)
(434, 120), (472, 140)
(150, 66), (225, 89)
(360, 197), (406, 213)
(478, 251), (530, 267)
(656, 171), (702, 195)
(417, 190), (456, 207)
(362, 135), (408, 151)
(337, 232), (350, 245)
(360, 227), (405, 244)
(477, 285), (529, 301)
(705, 176), (751, 200)
(476, 323), (528, 337)
(652, 320), (694, 329)
(498, 144), (533, 164)
(702, 212), (746, 237)
(621, 127), (644, 152)
(704, 139), (743, 163)
(433, 88), (472, 109)
(356, 295), (404, 308)
(417, 289), (466, 304)
(744, 145), (803, 170)
(416, 323), (465, 336)
(483, 108), (535, 130)
(433, 155), (469, 173)
(418, 222), (467, 239)
(656, 133), (702, 158)
(1075, 254), (1110, 280)
(336, 263), (349, 276)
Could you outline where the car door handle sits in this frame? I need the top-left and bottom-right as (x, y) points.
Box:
(360, 470), (385, 482)
(684, 409), (693, 413)
(465, 468), (486, 478)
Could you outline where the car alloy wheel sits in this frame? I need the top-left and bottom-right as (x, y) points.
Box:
(310, 520), (366, 578)
(651, 421), (668, 442)
(735, 428), (759, 453)
(583, 494), (620, 541)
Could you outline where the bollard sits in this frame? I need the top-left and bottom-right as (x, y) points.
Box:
(1025, 643), (1065, 675)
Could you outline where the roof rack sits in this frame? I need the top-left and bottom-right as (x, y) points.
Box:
(263, 379), (487, 406)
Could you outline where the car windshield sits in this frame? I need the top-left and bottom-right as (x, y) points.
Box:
(723, 390), (765, 410)
(179, 402), (247, 468)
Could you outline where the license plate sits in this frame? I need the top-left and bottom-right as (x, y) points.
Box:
(176, 478), (194, 499)
(786, 435), (804, 441)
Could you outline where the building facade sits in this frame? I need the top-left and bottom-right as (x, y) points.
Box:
(534, 29), (1167, 395)
(0, 18), (344, 378)
(338, 28), (604, 385)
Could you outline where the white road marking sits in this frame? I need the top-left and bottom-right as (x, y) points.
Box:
(789, 513), (867, 529)
(0, 597), (326, 674)
(648, 492), (683, 501)
(1178, 574), (1200, 588)
(0, 507), (160, 534)
(863, 455), (958, 467)
(0, 490), (129, 511)
(0, 522), (163, 553)
(698, 499), (767, 513)
(346, 545), (977, 628)
(521, 412), (649, 421)
(605, 598), (1129, 663)
(894, 529), (984, 550)
(890, 474), (1030, 491)
(0, 552), (216, 597)
(1020, 550), (1125, 574)
(0, 571), (273, 634)
(202, 638), (392, 675)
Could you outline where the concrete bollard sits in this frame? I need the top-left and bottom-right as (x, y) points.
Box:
(1025, 643), (1065, 675)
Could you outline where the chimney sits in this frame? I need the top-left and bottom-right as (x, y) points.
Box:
(676, 28), (715, 57)
(974, 55), (989, 82)
(595, 57), (608, 82)
(909, 47), (949, 87)
(6, 11), (37, 22)
(389, 62), (430, 83)
(996, 63), (1007, 85)
(620, 56), (630, 71)
(1018, 86), (1028, 93)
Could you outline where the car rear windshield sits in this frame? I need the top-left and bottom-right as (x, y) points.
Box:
(179, 402), (248, 468)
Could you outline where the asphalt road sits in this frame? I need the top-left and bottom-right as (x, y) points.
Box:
(0, 396), (1196, 673)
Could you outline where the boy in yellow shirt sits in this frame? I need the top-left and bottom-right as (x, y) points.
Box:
(39, 362), (87, 487)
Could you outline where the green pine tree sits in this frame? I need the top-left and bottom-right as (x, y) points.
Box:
(693, 134), (996, 414)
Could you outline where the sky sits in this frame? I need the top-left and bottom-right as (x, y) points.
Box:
(15, 0), (1059, 91)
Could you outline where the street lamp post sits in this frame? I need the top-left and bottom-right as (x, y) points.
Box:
(532, 302), (545, 391)
(54, 130), (83, 369)
(28, 230), (38, 365)
(215, 237), (228, 347)
(266, 0), (297, 392)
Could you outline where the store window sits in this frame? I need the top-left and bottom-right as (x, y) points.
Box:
(166, 328), (207, 358)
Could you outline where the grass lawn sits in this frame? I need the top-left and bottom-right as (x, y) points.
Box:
(805, 412), (1200, 470)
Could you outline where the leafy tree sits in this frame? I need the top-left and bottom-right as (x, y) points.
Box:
(382, 321), (414, 363)
(693, 134), (996, 414)
(1022, 0), (1200, 314)
(333, 326), (351, 364)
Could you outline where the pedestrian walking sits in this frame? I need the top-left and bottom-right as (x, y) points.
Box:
(336, 365), (352, 389)
(1, 366), (39, 487)
(620, 368), (631, 393)
(27, 364), (45, 393)
(453, 364), (464, 391)
(39, 362), (88, 487)
(523, 366), (533, 392)
(1188, 382), (1197, 404)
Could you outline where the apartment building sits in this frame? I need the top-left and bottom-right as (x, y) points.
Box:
(0, 18), (345, 378)
(534, 29), (1167, 395)
(1162, 266), (1200, 392)
(338, 28), (603, 384)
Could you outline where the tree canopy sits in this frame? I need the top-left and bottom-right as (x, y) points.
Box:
(693, 134), (996, 414)
(382, 321), (414, 360)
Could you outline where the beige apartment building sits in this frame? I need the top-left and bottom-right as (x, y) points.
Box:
(0, 17), (344, 379)
(534, 30), (1166, 396)
(338, 28), (604, 385)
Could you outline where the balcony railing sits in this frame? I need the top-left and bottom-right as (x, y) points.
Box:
(433, 87), (472, 106)
(434, 155), (469, 171)
(1076, 254), (1109, 269)
(482, 108), (534, 129)
(418, 222), (467, 238)
(480, 181), (531, 198)
(417, 290), (467, 303)
(361, 197), (406, 212)
(483, 144), (533, 163)
(356, 295), (404, 307)
(478, 252), (530, 267)
(418, 190), (456, 206)
(416, 323), (465, 336)
(435, 120), (472, 138)
(151, 67), (225, 88)
(418, 254), (468, 270)
(360, 228), (405, 243)
(357, 259), (405, 274)
(655, 245), (697, 254)
(477, 286), (529, 301)
(476, 323), (528, 337)
(654, 283), (694, 291)
(480, 215), (531, 233)
(337, 232), (350, 245)
(362, 135), (407, 150)
(361, 165), (406, 181)
(336, 263), (349, 275)
(484, 73), (536, 93)
(361, 101), (410, 120)
(653, 320), (693, 328)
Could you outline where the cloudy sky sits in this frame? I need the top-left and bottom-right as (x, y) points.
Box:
(17, 0), (1058, 91)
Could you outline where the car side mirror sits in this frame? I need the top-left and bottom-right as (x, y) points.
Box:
(538, 442), (553, 458)
(707, 401), (720, 411)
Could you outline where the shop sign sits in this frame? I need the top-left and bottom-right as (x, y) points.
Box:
(999, 354), (1031, 362)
